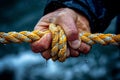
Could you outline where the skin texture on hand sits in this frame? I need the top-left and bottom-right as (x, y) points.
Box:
(31, 8), (91, 60)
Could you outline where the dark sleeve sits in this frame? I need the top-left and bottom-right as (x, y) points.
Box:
(44, 0), (120, 33)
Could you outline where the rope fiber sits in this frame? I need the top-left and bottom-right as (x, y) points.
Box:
(0, 23), (120, 62)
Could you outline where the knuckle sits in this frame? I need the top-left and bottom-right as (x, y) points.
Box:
(57, 11), (66, 18)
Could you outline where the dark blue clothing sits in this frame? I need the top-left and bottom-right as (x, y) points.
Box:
(44, 0), (120, 33)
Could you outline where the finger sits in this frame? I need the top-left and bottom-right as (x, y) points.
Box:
(70, 48), (80, 57)
(78, 42), (91, 54)
(56, 13), (80, 49)
(34, 22), (50, 31)
(31, 33), (52, 53)
(41, 49), (51, 60)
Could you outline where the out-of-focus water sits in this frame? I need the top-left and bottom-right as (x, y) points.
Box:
(0, 0), (120, 80)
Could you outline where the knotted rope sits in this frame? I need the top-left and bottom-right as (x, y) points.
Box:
(0, 23), (120, 62)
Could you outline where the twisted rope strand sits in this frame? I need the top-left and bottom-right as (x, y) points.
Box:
(79, 32), (120, 45)
(0, 23), (120, 62)
(49, 23), (59, 61)
(57, 25), (67, 62)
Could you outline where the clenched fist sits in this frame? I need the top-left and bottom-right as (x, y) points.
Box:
(31, 8), (91, 60)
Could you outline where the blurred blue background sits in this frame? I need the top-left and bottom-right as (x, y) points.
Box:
(0, 0), (120, 80)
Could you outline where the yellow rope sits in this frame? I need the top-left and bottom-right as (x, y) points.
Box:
(0, 23), (120, 62)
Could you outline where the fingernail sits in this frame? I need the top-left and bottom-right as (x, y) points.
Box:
(69, 40), (81, 49)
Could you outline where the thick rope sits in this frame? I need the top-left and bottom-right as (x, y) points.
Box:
(0, 23), (120, 62)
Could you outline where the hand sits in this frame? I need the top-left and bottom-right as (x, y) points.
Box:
(31, 8), (91, 60)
